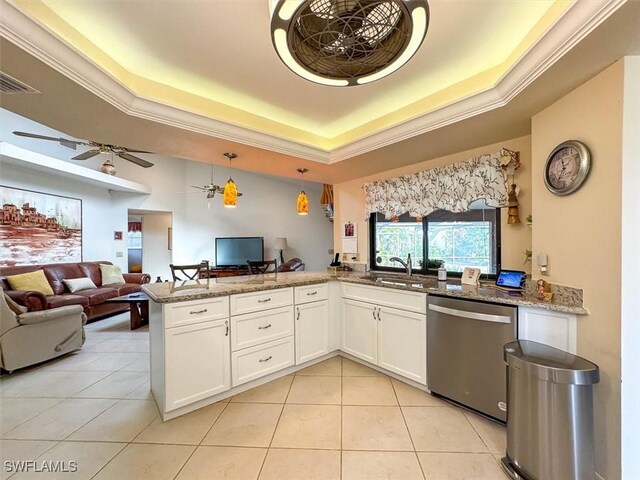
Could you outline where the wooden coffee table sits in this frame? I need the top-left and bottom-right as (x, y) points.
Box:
(107, 292), (149, 330)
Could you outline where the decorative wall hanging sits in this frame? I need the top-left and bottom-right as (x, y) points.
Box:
(296, 168), (309, 215)
(0, 185), (82, 267)
(320, 184), (334, 222)
(506, 184), (521, 224)
(363, 151), (510, 219)
(544, 140), (591, 196)
(269, 0), (429, 86)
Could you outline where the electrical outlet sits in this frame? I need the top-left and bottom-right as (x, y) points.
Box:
(537, 254), (548, 275)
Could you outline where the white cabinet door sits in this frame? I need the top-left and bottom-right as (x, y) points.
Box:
(518, 306), (577, 354)
(377, 306), (427, 385)
(295, 300), (329, 365)
(342, 299), (377, 364)
(165, 319), (231, 411)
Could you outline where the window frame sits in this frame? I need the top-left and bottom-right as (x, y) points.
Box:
(368, 210), (501, 279)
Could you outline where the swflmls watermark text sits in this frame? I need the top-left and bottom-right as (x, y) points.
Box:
(4, 460), (78, 473)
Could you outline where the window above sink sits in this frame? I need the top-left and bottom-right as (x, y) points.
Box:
(369, 204), (501, 278)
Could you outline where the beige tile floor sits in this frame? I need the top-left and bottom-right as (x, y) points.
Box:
(0, 313), (508, 479)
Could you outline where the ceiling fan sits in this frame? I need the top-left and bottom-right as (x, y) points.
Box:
(13, 131), (154, 168)
(189, 152), (243, 208)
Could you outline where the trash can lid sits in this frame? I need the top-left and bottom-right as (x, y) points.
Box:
(504, 340), (600, 385)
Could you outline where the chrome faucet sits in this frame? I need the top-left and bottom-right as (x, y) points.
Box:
(390, 253), (412, 276)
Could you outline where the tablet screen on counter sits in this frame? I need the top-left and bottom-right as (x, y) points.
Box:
(495, 270), (526, 289)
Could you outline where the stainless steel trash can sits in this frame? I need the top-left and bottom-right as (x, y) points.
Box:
(501, 340), (599, 480)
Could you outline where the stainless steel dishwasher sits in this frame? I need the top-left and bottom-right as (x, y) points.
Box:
(427, 295), (517, 422)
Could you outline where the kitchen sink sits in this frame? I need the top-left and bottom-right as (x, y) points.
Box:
(360, 274), (435, 288)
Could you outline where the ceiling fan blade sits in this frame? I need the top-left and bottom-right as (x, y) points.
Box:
(117, 152), (154, 168)
(122, 147), (153, 154)
(190, 186), (209, 191)
(72, 150), (101, 160)
(238, 192), (243, 197)
(13, 131), (86, 146)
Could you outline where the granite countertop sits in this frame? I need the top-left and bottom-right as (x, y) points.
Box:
(142, 271), (588, 315)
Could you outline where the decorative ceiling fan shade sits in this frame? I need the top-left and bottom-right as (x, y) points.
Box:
(271, 0), (429, 86)
(223, 178), (238, 208)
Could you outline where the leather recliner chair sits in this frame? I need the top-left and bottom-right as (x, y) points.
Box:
(0, 288), (86, 372)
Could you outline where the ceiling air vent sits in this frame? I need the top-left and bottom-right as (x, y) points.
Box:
(0, 72), (40, 94)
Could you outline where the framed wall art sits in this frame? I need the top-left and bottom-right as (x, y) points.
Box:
(0, 185), (82, 267)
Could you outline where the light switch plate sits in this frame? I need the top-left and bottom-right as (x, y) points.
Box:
(115, 251), (124, 258)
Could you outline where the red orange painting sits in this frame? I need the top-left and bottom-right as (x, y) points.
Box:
(0, 185), (82, 267)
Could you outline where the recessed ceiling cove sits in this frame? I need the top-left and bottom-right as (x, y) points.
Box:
(1, 0), (627, 163)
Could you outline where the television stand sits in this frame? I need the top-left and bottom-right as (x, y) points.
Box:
(199, 266), (251, 279)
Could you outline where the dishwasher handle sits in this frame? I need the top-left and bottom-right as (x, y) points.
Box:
(428, 303), (512, 324)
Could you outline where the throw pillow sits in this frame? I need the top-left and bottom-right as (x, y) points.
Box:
(6, 270), (54, 296)
(4, 294), (28, 314)
(100, 264), (126, 285)
(63, 277), (97, 293)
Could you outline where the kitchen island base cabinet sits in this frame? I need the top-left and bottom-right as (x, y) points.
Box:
(165, 319), (231, 411)
(295, 300), (330, 365)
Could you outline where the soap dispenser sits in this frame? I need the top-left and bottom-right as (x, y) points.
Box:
(437, 263), (447, 281)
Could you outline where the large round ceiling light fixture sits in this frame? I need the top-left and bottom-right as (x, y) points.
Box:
(270, 0), (429, 87)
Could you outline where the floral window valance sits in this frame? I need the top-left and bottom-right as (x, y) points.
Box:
(363, 152), (509, 219)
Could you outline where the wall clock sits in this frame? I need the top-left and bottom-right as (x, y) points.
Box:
(543, 140), (591, 196)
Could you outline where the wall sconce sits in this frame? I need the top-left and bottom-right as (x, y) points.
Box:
(297, 168), (309, 215)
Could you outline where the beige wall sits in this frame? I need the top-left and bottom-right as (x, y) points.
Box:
(333, 136), (532, 272)
(532, 60), (623, 480)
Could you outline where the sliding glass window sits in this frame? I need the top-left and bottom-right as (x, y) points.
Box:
(369, 202), (501, 276)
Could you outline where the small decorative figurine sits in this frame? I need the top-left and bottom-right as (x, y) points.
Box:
(536, 279), (554, 302)
(100, 159), (117, 175)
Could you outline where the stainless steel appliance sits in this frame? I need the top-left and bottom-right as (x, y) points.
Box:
(501, 340), (600, 480)
(427, 295), (517, 421)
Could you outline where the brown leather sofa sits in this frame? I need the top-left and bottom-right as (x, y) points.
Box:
(0, 261), (150, 321)
(277, 258), (305, 272)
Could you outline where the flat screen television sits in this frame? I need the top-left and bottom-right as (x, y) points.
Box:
(215, 237), (264, 268)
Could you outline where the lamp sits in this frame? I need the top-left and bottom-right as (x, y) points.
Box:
(223, 152), (238, 208)
(273, 237), (288, 263)
(297, 168), (309, 215)
(269, 0), (429, 87)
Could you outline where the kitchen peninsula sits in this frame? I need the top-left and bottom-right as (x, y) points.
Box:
(143, 272), (585, 420)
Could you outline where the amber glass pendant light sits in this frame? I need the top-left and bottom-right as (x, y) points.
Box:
(223, 152), (238, 208)
(297, 168), (309, 215)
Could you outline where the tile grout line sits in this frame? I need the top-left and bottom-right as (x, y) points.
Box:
(391, 380), (427, 480)
(255, 375), (295, 479)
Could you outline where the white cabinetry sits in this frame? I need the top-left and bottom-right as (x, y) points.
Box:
(165, 319), (231, 411)
(518, 306), (577, 354)
(150, 298), (232, 418)
(295, 300), (330, 364)
(377, 306), (426, 384)
(342, 299), (378, 364)
(230, 288), (295, 386)
(341, 284), (427, 384)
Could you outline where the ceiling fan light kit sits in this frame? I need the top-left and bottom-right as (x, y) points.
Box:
(270, 0), (429, 87)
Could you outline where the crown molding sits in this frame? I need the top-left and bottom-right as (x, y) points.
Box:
(0, 0), (627, 165)
(327, 0), (627, 163)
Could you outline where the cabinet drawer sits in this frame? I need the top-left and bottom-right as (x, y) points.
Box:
(163, 297), (230, 329)
(232, 336), (294, 386)
(231, 306), (294, 352)
(295, 283), (328, 305)
(341, 282), (426, 314)
(230, 288), (293, 316)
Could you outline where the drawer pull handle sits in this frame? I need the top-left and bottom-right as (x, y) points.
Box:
(307, 291), (318, 296)
(259, 355), (272, 363)
(257, 298), (272, 303)
(258, 324), (272, 330)
(189, 309), (208, 315)
(225, 320), (229, 337)
(296, 307), (300, 321)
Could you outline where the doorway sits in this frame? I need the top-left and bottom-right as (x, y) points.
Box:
(127, 210), (173, 281)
